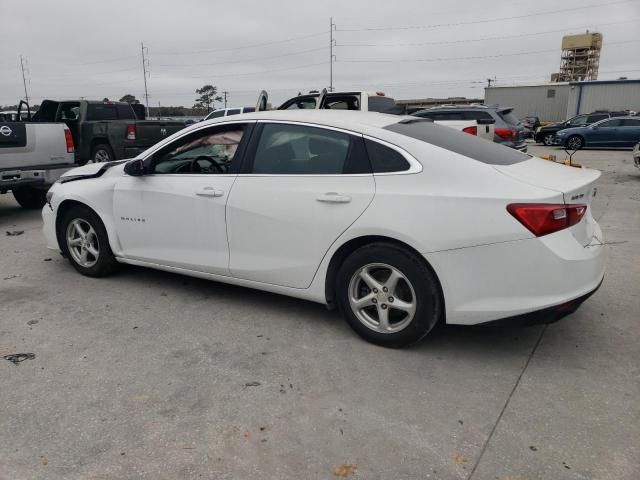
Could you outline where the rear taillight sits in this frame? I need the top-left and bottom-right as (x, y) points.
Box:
(462, 126), (477, 135)
(64, 128), (74, 153)
(507, 203), (587, 237)
(495, 128), (516, 139)
(126, 124), (136, 140)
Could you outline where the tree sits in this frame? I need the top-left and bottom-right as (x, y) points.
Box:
(193, 85), (222, 113)
(119, 94), (140, 104)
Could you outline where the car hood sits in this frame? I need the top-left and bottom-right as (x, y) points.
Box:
(540, 122), (564, 130)
(59, 160), (128, 183)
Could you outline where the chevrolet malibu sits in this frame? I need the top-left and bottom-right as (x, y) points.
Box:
(43, 110), (605, 347)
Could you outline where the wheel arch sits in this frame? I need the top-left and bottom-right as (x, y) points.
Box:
(55, 199), (119, 256)
(324, 235), (445, 319)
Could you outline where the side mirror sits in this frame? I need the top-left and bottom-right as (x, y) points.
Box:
(124, 159), (145, 176)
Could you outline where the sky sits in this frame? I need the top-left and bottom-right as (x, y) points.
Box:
(0, 0), (638, 109)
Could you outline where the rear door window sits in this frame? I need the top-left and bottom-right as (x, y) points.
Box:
(621, 118), (640, 126)
(598, 119), (623, 127)
(586, 114), (608, 123)
(87, 104), (118, 121)
(323, 94), (360, 110)
(247, 123), (369, 174)
(226, 108), (241, 116)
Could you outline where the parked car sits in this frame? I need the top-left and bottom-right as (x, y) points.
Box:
(633, 142), (640, 170)
(521, 115), (541, 138)
(204, 107), (256, 120)
(413, 104), (528, 151)
(31, 99), (185, 164)
(553, 116), (640, 149)
(535, 111), (631, 146)
(1, 101), (75, 208)
(43, 110), (604, 347)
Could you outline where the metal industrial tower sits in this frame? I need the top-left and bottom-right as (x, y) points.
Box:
(556, 31), (603, 82)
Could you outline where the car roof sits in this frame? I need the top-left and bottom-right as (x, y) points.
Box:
(197, 109), (406, 131)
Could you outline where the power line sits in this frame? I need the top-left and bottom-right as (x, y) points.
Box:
(187, 60), (329, 79)
(336, 19), (638, 47)
(153, 31), (327, 56)
(156, 46), (326, 68)
(336, 0), (633, 32)
(339, 40), (639, 64)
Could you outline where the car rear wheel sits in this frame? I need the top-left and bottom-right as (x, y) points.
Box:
(542, 133), (555, 146)
(12, 186), (47, 209)
(336, 243), (442, 348)
(566, 135), (584, 150)
(59, 205), (119, 277)
(90, 143), (114, 164)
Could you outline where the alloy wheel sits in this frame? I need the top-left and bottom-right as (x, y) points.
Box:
(348, 263), (417, 334)
(66, 218), (100, 268)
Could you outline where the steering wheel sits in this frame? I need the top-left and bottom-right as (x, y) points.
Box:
(190, 156), (224, 173)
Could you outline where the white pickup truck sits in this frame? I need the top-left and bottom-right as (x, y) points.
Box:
(1, 103), (75, 209)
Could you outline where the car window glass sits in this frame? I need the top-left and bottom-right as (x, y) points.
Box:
(152, 127), (245, 174)
(364, 139), (410, 173)
(586, 114), (607, 123)
(463, 111), (494, 121)
(207, 110), (226, 119)
(368, 96), (396, 113)
(251, 124), (353, 174)
(323, 95), (360, 110)
(598, 119), (623, 128)
(621, 119), (640, 126)
(242, 107), (255, 113)
(568, 115), (588, 126)
(226, 108), (241, 116)
(116, 104), (136, 120)
(87, 104), (118, 121)
(497, 110), (519, 125)
(281, 97), (317, 110)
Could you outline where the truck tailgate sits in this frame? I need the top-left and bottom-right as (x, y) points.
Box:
(0, 122), (74, 170)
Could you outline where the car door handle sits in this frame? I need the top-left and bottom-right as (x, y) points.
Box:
(195, 187), (224, 197)
(316, 192), (352, 204)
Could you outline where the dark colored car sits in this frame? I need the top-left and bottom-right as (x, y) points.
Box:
(535, 111), (630, 146)
(412, 104), (528, 151)
(521, 116), (541, 138)
(31, 100), (185, 164)
(553, 116), (640, 150)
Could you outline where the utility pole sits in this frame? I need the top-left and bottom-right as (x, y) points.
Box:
(141, 42), (150, 118)
(223, 90), (228, 108)
(329, 17), (336, 92)
(20, 55), (30, 103)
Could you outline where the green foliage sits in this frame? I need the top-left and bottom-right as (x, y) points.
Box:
(193, 85), (222, 113)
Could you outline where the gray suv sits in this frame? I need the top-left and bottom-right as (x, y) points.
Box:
(413, 104), (527, 152)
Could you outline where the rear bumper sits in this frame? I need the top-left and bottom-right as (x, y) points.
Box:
(424, 220), (605, 325)
(0, 176), (44, 193)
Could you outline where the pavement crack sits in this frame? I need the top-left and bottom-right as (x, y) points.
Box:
(467, 325), (547, 480)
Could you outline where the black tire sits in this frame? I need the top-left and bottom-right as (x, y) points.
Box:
(566, 135), (584, 150)
(542, 133), (555, 146)
(336, 242), (442, 348)
(12, 186), (47, 209)
(58, 205), (119, 277)
(90, 143), (114, 163)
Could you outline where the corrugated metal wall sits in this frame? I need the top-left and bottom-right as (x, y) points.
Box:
(484, 85), (570, 122)
(567, 82), (640, 116)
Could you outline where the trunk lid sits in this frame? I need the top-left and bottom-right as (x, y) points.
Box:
(495, 157), (601, 245)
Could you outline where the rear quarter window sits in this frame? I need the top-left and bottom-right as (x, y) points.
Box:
(385, 120), (529, 166)
(364, 139), (410, 173)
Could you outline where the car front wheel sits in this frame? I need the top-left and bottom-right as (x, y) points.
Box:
(59, 205), (119, 277)
(542, 133), (555, 146)
(566, 135), (584, 150)
(336, 243), (442, 348)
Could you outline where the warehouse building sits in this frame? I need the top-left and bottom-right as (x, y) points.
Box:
(484, 79), (640, 122)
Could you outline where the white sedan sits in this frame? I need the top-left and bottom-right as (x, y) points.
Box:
(42, 110), (604, 347)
